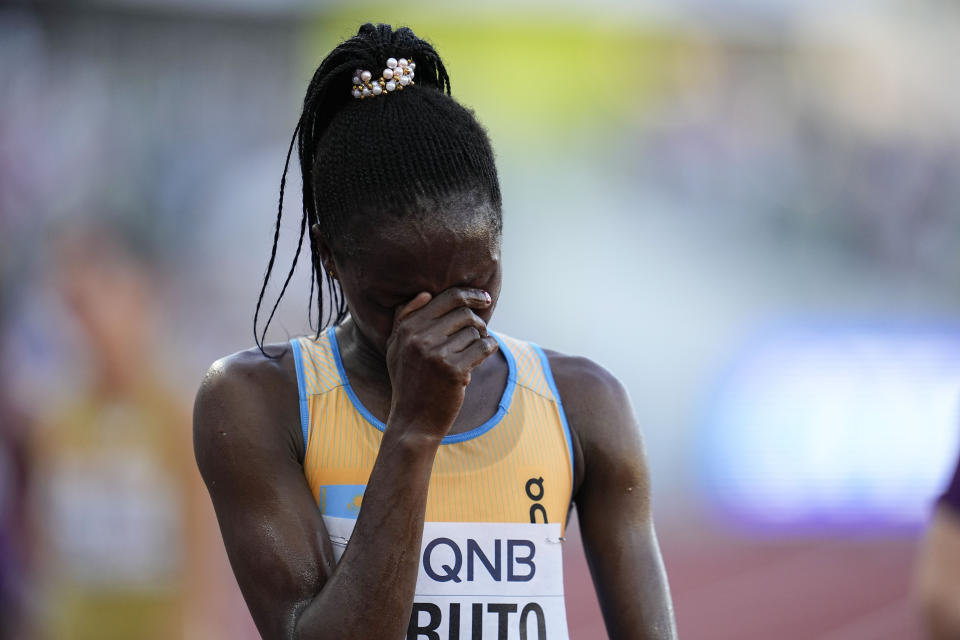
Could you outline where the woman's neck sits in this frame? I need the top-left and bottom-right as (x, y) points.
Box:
(339, 317), (391, 387)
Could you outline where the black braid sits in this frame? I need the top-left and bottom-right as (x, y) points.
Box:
(253, 123), (300, 354)
(254, 23), (501, 354)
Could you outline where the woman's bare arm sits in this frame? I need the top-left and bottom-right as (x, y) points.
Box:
(549, 351), (677, 639)
(194, 288), (496, 639)
(915, 505), (960, 639)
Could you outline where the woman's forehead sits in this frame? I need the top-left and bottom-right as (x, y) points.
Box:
(343, 190), (499, 241)
(378, 211), (497, 243)
(351, 214), (500, 285)
(352, 205), (499, 252)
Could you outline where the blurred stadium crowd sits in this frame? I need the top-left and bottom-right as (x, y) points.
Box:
(3, 1), (960, 638)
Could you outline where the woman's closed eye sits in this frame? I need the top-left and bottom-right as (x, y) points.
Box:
(376, 292), (418, 310)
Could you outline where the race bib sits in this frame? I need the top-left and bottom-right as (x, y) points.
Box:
(45, 450), (182, 587)
(323, 518), (569, 640)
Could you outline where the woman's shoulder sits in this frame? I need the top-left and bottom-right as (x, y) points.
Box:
(196, 342), (298, 404)
(193, 343), (303, 460)
(535, 346), (641, 495)
(496, 333), (625, 405)
(537, 346), (631, 416)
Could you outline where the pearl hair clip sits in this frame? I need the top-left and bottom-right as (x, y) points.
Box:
(351, 57), (415, 99)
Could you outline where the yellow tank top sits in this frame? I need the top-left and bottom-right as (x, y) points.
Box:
(291, 328), (574, 639)
(34, 384), (190, 640)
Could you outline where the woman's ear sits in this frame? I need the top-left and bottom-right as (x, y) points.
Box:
(310, 224), (337, 280)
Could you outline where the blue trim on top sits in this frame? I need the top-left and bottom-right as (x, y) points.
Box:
(327, 328), (386, 430)
(289, 338), (310, 454)
(531, 343), (576, 490)
(327, 327), (517, 445)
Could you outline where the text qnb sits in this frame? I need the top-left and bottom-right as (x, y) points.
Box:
(423, 538), (536, 583)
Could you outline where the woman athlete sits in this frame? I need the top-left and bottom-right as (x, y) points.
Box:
(194, 24), (676, 640)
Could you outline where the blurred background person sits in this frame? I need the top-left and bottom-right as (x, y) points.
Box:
(915, 451), (960, 639)
(0, 85), (36, 638)
(0, 296), (33, 640)
(25, 229), (230, 640)
(0, 396), (31, 640)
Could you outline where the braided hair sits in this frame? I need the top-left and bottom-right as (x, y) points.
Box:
(254, 23), (502, 354)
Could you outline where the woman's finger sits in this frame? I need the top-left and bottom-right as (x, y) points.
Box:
(393, 292), (432, 326)
(451, 335), (499, 371)
(432, 305), (488, 338)
(446, 326), (483, 353)
(421, 287), (491, 320)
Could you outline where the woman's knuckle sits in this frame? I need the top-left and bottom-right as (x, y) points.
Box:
(410, 335), (429, 354)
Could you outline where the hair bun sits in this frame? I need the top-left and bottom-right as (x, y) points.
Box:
(351, 23), (449, 94)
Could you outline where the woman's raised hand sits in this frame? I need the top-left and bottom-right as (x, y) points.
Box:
(385, 287), (498, 439)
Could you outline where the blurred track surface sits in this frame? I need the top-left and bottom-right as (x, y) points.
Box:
(563, 518), (921, 639)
